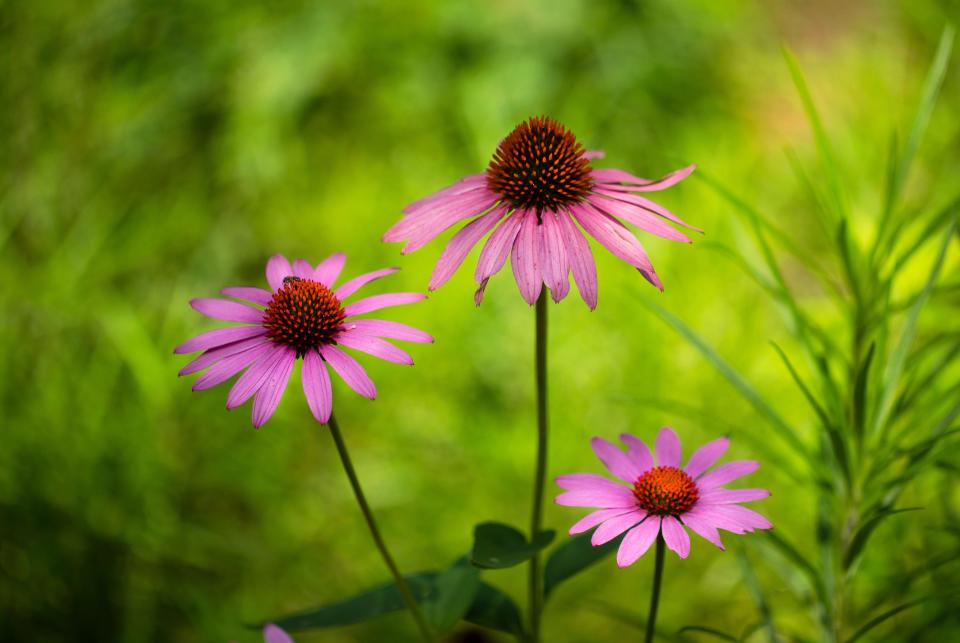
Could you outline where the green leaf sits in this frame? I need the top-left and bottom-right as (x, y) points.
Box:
(270, 572), (438, 631)
(761, 531), (826, 608)
(676, 625), (739, 641)
(470, 522), (555, 569)
(843, 507), (922, 570)
(463, 581), (525, 635)
(423, 558), (481, 634)
(845, 598), (929, 643)
(735, 549), (779, 643)
(544, 532), (622, 598)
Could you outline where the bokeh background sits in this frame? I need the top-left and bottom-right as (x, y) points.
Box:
(2, 0), (958, 641)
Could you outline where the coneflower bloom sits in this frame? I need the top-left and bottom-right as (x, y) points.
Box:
(263, 625), (293, 643)
(175, 254), (431, 428)
(383, 116), (698, 309)
(555, 428), (771, 566)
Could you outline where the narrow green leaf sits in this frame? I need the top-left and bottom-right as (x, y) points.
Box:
(544, 532), (622, 598)
(762, 531), (826, 608)
(463, 582), (524, 635)
(470, 522), (555, 569)
(852, 343), (875, 445)
(845, 598), (928, 643)
(676, 625), (739, 641)
(642, 299), (811, 461)
(423, 559), (481, 634)
(843, 507), (922, 570)
(736, 549), (779, 643)
(269, 572), (438, 631)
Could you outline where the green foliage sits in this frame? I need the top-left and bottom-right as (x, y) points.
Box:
(470, 522), (555, 569)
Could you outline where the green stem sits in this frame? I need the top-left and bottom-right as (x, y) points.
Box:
(327, 413), (435, 643)
(645, 536), (665, 643)
(528, 291), (549, 641)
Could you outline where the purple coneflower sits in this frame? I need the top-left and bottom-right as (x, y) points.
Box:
(383, 115), (698, 308)
(556, 427), (771, 565)
(263, 625), (293, 643)
(175, 253), (432, 428)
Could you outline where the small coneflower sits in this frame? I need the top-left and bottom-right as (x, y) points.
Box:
(175, 253), (432, 428)
(383, 116), (698, 308)
(263, 625), (293, 643)
(556, 427), (771, 565)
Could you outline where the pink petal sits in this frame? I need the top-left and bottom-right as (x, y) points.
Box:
(335, 267), (399, 301)
(475, 210), (524, 282)
(175, 325), (267, 354)
(555, 475), (636, 508)
(263, 624), (294, 643)
(684, 437), (730, 479)
(660, 515), (691, 559)
(583, 149), (605, 160)
(591, 164), (695, 192)
(192, 341), (275, 391)
(251, 348), (296, 428)
(571, 202), (662, 290)
(226, 345), (286, 409)
(190, 298), (264, 324)
(334, 331), (413, 365)
(221, 287), (273, 306)
(319, 344), (376, 399)
(292, 259), (314, 279)
(399, 193), (499, 253)
(343, 292), (426, 317)
(592, 510), (647, 546)
(686, 504), (771, 534)
(616, 517), (662, 567)
(313, 253), (347, 287)
(655, 427), (682, 468)
(697, 461), (760, 490)
(302, 349), (333, 424)
(399, 174), (487, 216)
(179, 336), (271, 376)
(511, 210), (542, 305)
(429, 205), (507, 290)
(591, 437), (643, 484)
(593, 188), (702, 232)
(679, 512), (725, 550)
(539, 211), (570, 302)
(556, 209), (598, 309)
(620, 433), (655, 474)
(588, 195), (691, 242)
(341, 319), (433, 344)
(698, 488), (770, 504)
(555, 473), (627, 492)
(265, 255), (293, 291)
(568, 508), (635, 535)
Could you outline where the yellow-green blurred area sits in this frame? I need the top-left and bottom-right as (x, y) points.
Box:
(2, 0), (959, 641)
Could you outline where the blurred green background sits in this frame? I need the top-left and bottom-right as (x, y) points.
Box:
(2, 0), (958, 641)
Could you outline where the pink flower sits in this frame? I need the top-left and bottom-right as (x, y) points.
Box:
(555, 428), (771, 565)
(263, 624), (293, 643)
(383, 116), (698, 309)
(175, 254), (432, 428)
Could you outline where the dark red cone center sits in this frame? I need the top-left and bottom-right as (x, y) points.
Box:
(263, 277), (346, 357)
(633, 466), (699, 516)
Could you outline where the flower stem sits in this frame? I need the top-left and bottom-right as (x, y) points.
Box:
(645, 535), (666, 643)
(528, 291), (549, 641)
(327, 413), (435, 643)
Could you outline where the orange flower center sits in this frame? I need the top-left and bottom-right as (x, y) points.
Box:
(263, 277), (346, 357)
(633, 466), (699, 516)
(485, 116), (594, 213)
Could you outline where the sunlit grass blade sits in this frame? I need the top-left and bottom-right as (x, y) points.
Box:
(676, 625), (739, 641)
(845, 598), (930, 643)
(842, 507), (922, 571)
(735, 549), (779, 643)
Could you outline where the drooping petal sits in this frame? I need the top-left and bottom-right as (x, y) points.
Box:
(191, 341), (275, 391)
(616, 517), (662, 567)
(698, 488), (770, 504)
(266, 254), (293, 291)
(429, 205), (507, 290)
(655, 427), (682, 468)
(334, 267), (400, 301)
(180, 336), (271, 376)
(619, 433), (655, 474)
(292, 259), (314, 279)
(571, 202), (662, 289)
(679, 512), (725, 550)
(511, 209), (542, 305)
(697, 460), (760, 490)
(475, 209), (524, 282)
(226, 345), (286, 409)
(592, 510), (647, 546)
(174, 325), (267, 354)
(684, 437), (730, 479)
(341, 319), (433, 344)
(302, 349), (333, 424)
(251, 348), (296, 428)
(582, 149), (605, 160)
(588, 194), (690, 242)
(319, 344), (376, 399)
(313, 252), (347, 287)
(399, 174), (487, 216)
(592, 188), (702, 232)
(591, 437), (643, 484)
(556, 209), (598, 309)
(221, 287), (273, 306)
(539, 210), (570, 302)
(190, 298), (265, 324)
(263, 624), (295, 643)
(343, 292), (426, 317)
(334, 331), (413, 365)
(686, 504), (771, 533)
(399, 193), (500, 253)
(388, 191), (495, 239)
(568, 508), (635, 535)
(591, 164), (695, 192)
(660, 515), (691, 559)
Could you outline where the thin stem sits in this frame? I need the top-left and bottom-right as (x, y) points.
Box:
(645, 536), (665, 643)
(327, 413), (435, 643)
(527, 291), (549, 641)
